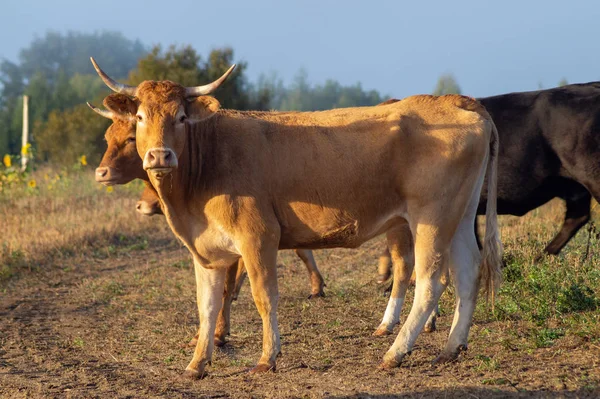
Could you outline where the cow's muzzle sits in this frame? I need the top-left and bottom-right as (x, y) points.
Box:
(136, 199), (163, 216)
(95, 166), (120, 185)
(143, 148), (178, 178)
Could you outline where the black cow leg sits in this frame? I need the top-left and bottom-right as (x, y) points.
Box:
(542, 192), (591, 256)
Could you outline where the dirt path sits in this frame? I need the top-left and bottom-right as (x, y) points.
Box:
(1, 234), (599, 398)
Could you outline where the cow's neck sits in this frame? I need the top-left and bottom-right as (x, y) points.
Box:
(148, 122), (213, 263)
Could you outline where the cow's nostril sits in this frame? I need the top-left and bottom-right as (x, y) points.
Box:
(136, 202), (142, 210)
(96, 167), (108, 178)
(164, 152), (171, 161)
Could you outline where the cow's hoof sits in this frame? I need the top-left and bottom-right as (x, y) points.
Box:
(433, 352), (458, 364)
(249, 363), (276, 374)
(307, 291), (325, 300)
(214, 336), (227, 348)
(378, 360), (399, 370)
(433, 345), (466, 364)
(373, 326), (393, 337)
(182, 368), (206, 380)
(380, 351), (407, 370)
(424, 319), (436, 333)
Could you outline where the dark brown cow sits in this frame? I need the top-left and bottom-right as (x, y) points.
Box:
(91, 59), (501, 379)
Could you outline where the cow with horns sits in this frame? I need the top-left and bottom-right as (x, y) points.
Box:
(89, 58), (501, 378)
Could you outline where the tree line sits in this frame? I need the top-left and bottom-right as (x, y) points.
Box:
(0, 32), (390, 166)
(0, 31), (569, 167)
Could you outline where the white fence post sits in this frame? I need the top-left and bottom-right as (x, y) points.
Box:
(21, 95), (29, 171)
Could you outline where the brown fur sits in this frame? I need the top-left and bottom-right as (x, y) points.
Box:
(109, 77), (502, 378)
(92, 105), (326, 347)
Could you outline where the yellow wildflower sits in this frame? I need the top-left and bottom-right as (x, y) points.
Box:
(21, 143), (31, 155)
(3, 154), (11, 168)
(106, 186), (113, 193)
(44, 173), (49, 181)
(28, 179), (37, 188)
(80, 155), (88, 166)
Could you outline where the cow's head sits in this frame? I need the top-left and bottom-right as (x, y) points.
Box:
(90, 58), (235, 180)
(136, 186), (163, 216)
(88, 95), (146, 185)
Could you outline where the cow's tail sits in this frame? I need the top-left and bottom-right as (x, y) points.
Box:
(480, 119), (503, 307)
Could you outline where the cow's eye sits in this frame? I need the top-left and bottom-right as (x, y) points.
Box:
(136, 114), (143, 122)
(127, 137), (136, 144)
(179, 115), (187, 123)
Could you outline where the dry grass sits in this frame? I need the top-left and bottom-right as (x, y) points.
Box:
(0, 168), (599, 398)
(0, 167), (172, 283)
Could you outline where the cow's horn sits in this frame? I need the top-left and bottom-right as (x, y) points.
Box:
(90, 57), (137, 96)
(86, 102), (114, 119)
(185, 64), (236, 98)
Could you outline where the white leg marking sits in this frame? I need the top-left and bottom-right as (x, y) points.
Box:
(185, 260), (226, 376)
(381, 297), (404, 328)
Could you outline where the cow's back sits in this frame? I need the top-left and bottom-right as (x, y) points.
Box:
(208, 95), (492, 249)
(477, 83), (600, 215)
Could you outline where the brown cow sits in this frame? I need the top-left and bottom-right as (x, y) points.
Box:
(91, 59), (502, 379)
(132, 181), (324, 301)
(135, 184), (163, 216)
(89, 103), (325, 348)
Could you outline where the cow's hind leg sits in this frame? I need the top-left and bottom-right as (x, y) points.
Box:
(381, 223), (450, 368)
(377, 248), (393, 284)
(435, 219), (481, 363)
(374, 223), (413, 336)
(242, 238), (281, 373)
(424, 304), (439, 333)
(542, 190), (591, 256)
(232, 258), (247, 301)
(294, 249), (326, 298)
(214, 261), (239, 346)
(184, 263), (227, 379)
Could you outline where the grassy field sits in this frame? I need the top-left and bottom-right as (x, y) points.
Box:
(1, 168), (599, 398)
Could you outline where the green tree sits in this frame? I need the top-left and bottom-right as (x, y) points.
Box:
(36, 104), (109, 166)
(279, 69), (312, 111)
(18, 31), (145, 84)
(0, 31), (145, 157)
(558, 78), (569, 87)
(278, 69), (385, 111)
(251, 72), (286, 110)
(433, 74), (462, 95)
(0, 61), (25, 155)
(128, 45), (263, 110)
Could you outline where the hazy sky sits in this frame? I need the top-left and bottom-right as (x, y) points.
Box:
(2, 0), (599, 98)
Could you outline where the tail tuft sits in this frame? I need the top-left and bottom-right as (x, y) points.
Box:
(480, 120), (503, 309)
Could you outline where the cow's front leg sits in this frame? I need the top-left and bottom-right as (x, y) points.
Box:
(241, 239), (280, 373)
(183, 261), (227, 379)
(188, 261), (238, 348)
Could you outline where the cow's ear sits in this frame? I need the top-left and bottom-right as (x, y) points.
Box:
(103, 94), (137, 121)
(187, 96), (221, 121)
